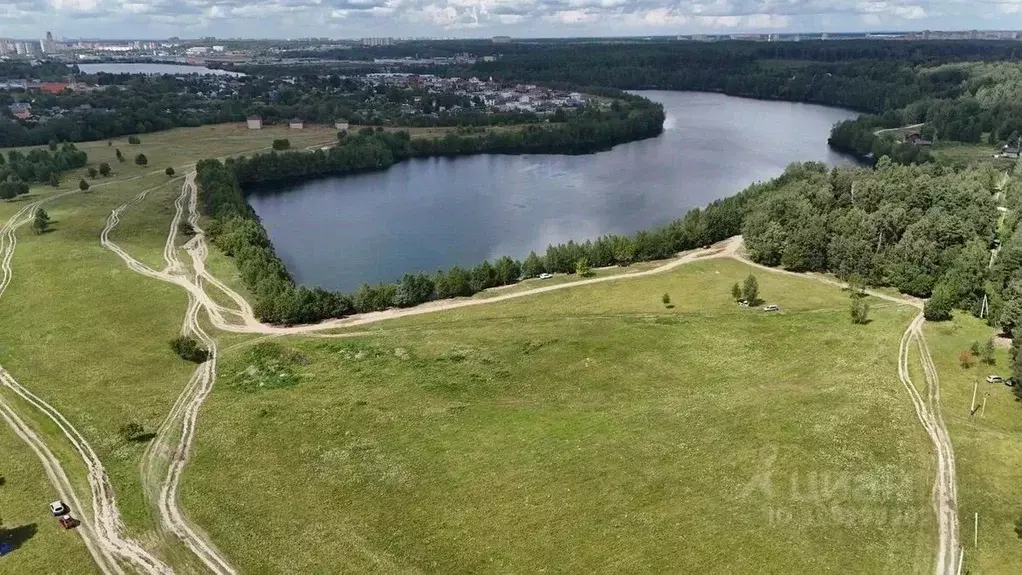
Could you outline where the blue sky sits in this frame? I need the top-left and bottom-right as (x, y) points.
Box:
(3, 1), (1021, 40)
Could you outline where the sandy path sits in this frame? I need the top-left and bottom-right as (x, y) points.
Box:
(0, 186), (174, 574)
(104, 175), (237, 574)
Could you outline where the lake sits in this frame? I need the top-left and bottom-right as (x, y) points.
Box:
(77, 63), (243, 76)
(247, 91), (859, 293)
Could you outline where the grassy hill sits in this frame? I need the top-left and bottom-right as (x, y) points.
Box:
(181, 259), (935, 573)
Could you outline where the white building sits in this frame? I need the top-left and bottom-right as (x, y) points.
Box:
(246, 116), (262, 130)
(289, 119), (304, 130)
(335, 120), (349, 131)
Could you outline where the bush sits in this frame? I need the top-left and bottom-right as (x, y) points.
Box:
(87, 167), (98, 178)
(48, 173), (59, 187)
(272, 138), (290, 150)
(118, 422), (146, 442)
(165, 167), (175, 176)
(850, 296), (870, 324)
(959, 351), (973, 368)
(662, 293), (671, 305)
(169, 336), (209, 363)
(128, 135), (141, 145)
(78, 178), (90, 191)
(924, 287), (954, 321)
(135, 153), (148, 166)
(99, 162), (111, 177)
(115, 149), (124, 162)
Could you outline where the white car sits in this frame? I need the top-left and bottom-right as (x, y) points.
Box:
(762, 305), (779, 312)
(986, 375), (1003, 384)
(50, 500), (68, 517)
(538, 273), (553, 280)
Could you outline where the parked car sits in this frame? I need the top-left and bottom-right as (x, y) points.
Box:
(49, 500), (68, 517)
(762, 305), (779, 312)
(1006, 378), (1017, 388)
(538, 273), (553, 280)
(986, 375), (1003, 384)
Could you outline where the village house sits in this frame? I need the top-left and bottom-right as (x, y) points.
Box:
(335, 119), (349, 131)
(289, 118), (304, 130)
(905, 132), (933, 146)
(9, 102), (32, 120)
(246, 115), (262, 130)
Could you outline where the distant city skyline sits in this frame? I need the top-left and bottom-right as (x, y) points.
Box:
(2, 1), (1021, 40)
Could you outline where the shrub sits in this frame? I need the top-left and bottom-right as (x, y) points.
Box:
(850, 295), (870, 324)
(135, 153), (148, 166)
(662, 293), (671, 305)
(48, 173), (59, 187)
(128, 135), (141, 144)
(575, 257), (593, 277)
(272, 138), (290, 151)
(165, 167), (175, 176)
(98, 162), (111, 177)
(78, 178), (90, 191)
(169, 336), (209, 363)
(118, 422), (146, 442)
(87, 167), (98, 178)
(959, 351), (973, 368)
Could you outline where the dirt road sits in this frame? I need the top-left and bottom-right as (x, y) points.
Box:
(0, 189), (173, 574)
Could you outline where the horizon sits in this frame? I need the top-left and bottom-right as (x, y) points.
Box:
(4, 0), (1022, 41)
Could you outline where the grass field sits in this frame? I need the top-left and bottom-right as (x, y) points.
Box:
(0, 422), (99, 575)
(924, 316), (1022, 574)
(180, 258), (936, 573)
(931, 142), (1017, 170)
(0, 123), (362, 569)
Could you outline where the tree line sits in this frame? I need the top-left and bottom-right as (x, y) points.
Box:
(738, 159), (1000, 322)
(0, 142), (88, 198)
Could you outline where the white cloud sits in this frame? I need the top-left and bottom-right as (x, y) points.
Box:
(1, 0), (1014, 38)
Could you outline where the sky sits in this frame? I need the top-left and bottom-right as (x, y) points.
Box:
(2, 1), (1022, 40)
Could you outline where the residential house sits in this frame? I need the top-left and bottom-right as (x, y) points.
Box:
(289, 118), (304, 130)
(335, 119), (349, 131)
(246, 116), (262, 130)
(9, 102), (31, 119)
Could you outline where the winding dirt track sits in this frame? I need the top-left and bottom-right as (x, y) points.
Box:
(0, 185), (174, 574)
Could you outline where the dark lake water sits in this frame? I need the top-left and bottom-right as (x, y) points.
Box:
(247, 91), (858, 292)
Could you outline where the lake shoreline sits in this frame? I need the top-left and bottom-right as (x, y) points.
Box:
(247, 91), (858, 293)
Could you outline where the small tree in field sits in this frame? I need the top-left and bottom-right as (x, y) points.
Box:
(970, 341), (981, 356)
(850, 295), (870, 324)
(742, 274), (759, 305)
(170, 336), (208, 363)
(575, 257), (593, 277)
(87, 167), (98, 179)
(118, 422), (145, 442)
(982, 339), (996, 365)
(165, 167), (175, 177)
(115, 149), (124, 162)
(662, 293), (671, 305)
(272, 138), (290, 150)
(48, 173), (59, 187)
(127, 135), (141, 145)
(32, 208), (49, 234)
(731, 282), (742, 302)
(960, 351), (973, 368)
(99, 162), (111, 177)
(78, 178), (90, 191)
(135, 153), (148, 166)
